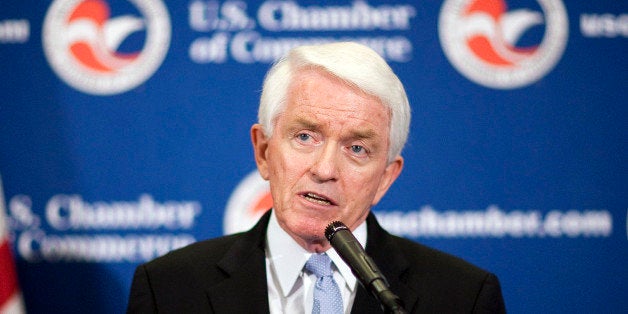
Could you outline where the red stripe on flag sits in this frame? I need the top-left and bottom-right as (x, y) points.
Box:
(0, 239), (20, 306)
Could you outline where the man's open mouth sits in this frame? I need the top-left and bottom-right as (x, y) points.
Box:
(303, 192), (333, 206)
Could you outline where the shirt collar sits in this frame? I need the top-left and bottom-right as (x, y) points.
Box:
(266, 210), (368, 296)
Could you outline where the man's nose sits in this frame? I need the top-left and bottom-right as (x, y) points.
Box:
(309, 142), (339, 182)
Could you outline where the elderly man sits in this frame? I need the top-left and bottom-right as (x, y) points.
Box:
(127, 42), (506, 313)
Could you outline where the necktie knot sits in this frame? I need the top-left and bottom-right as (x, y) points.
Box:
(305, 253), (343, 314)
(305, 253), (333, 278)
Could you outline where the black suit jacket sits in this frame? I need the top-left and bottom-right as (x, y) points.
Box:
(127, 211), (506, 313)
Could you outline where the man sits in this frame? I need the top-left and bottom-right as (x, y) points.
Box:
(127, 42), (506, 313)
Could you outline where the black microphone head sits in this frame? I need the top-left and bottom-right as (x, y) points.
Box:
(325, 221), (349, 241)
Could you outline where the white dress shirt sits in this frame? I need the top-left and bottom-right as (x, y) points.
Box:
(265, 210), (368, 314)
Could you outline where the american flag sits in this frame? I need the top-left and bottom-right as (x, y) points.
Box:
(0, 176), (25, 314)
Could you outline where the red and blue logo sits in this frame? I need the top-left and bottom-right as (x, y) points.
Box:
(224, 170), (272, 235)
(439, 0), (568, 89)
(43, 0), (171, 95)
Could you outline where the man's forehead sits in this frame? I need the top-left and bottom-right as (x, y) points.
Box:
(278, 67), (391, 136)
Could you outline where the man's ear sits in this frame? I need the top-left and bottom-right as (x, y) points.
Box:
(372, 156), (404, 205)
(251, 124), (270, 180)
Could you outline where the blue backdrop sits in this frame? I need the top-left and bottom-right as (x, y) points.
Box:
(0, 0), (626, 313)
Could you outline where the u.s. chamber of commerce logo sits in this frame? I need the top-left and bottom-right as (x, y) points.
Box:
(223, 170), (272, 235)
(42, 0), (171, 95)
(438, 0), (568, 89)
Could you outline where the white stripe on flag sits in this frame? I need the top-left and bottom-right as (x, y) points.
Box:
(0, 293), (26, 314)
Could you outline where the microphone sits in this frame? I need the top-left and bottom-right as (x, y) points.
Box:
(325, 221), (407, 314)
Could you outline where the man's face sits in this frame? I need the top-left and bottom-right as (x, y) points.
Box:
(251, 68), (403, 252)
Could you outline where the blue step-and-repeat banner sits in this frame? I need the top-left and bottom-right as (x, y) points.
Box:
(1, 0), (626, 313)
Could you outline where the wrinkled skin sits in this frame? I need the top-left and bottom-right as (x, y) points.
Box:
(251, 68), (403, 252)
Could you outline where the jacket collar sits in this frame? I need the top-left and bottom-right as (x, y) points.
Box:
(203, 210), (418, 313)
(205, 210), (271, 312)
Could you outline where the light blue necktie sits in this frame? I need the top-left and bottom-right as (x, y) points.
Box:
(305, 253), (343, 314)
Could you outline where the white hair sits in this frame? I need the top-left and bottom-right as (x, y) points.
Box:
(258, 42), (411, 162)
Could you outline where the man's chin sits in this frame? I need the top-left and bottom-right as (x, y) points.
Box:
(296, 228), (327, 243)
(298, 235), (332, 253)
(285, 223), (330, 249)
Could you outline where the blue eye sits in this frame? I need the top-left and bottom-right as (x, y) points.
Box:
(350, 145), (364, 154)
(297, 133), (311, 141)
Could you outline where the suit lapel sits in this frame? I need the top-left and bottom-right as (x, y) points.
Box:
(201, 211), (417, 313)
(205, 211), (272, 313)
(351, 213), (419, 313)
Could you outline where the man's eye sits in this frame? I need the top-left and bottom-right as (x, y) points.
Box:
(350, 145), (365, 154)
(297, 133), (311, 141)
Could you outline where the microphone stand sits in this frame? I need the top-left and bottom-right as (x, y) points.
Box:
(370, 279), (407, 314)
